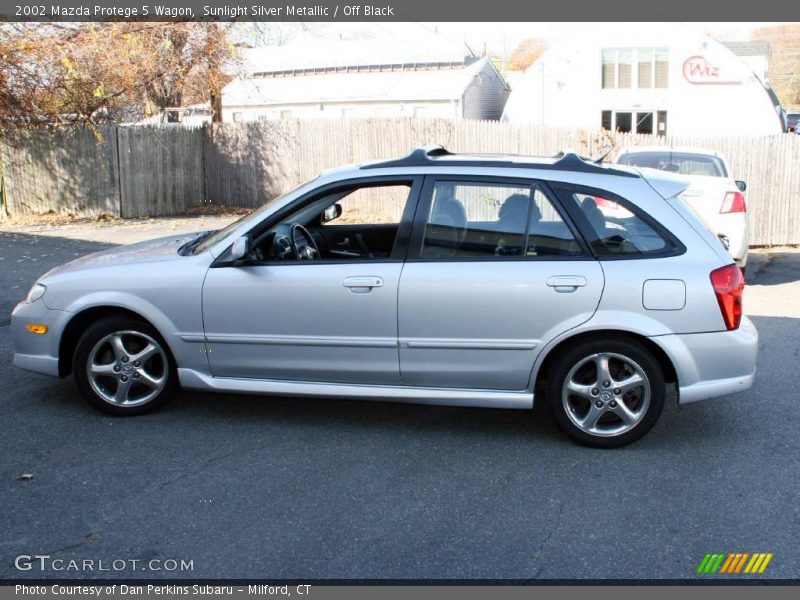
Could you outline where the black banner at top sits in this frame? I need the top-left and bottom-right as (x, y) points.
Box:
(0, 0), (797, 22)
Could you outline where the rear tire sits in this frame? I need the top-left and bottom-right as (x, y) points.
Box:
(546, 338), (665, 448)
(73, 317), (176, 416)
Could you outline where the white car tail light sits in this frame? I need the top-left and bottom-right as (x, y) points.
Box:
(720, 191), (746, 214)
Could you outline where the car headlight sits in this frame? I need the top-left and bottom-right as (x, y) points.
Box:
(25, 283), (47, 303)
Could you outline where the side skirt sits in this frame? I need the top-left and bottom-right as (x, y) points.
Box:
(177, 368), (534, 410)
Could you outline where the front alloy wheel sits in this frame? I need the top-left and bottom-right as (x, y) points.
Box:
(87, 331), (168, 407)
(74, 317), (176, 415)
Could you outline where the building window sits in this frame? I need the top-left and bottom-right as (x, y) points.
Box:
(601, 49), (617, 88)
(636, 112), (653, 135)
(602, 47), (668, 89)
(601, 110), (666, 136)
(657, 111), (668, 136)
(655, 48), (669, 88)
(615, 112), (632, 133)
(618, 49), (632, 89)
(637, 48), (653, 89)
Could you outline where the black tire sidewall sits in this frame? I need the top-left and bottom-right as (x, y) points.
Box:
(72, 317), (175, 416)
(546, 338), (665, 448)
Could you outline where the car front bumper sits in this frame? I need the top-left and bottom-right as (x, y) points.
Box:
(11, 299), (71, 377)
(651, 316), (758, 404)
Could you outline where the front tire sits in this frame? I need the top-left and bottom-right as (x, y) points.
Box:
(73, 317), (176, 416)
(546, 338), (665, 448)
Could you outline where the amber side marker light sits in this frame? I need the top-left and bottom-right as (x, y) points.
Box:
(26, 323), (48, 334)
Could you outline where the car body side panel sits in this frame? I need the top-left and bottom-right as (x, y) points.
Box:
(31, 253), (212, 374)
(398, 260), (605, 390)
(202, 262), (404, 384)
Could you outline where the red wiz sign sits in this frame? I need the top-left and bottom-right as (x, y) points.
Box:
(682, 55), (741, 85)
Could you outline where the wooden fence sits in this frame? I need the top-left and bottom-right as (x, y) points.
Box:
(1, 119), (799, 245)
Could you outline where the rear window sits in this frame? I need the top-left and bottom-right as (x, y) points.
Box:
(618, 151), (727, 178)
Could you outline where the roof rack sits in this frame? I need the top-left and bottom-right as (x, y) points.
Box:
(361, 145), (638, 178)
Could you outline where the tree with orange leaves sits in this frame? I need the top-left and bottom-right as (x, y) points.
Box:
(0, 22), (240, 128)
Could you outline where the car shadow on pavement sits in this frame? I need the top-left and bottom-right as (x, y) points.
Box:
(748, 251), (800, 286)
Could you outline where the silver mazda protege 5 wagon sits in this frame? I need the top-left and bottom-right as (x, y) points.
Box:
(12, 147), (757, 447)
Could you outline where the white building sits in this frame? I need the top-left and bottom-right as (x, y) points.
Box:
(221, 39), (510, 122)
(502, 23), (784, 137)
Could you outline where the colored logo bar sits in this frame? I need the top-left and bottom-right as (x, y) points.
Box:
(696, 552), (773, 574)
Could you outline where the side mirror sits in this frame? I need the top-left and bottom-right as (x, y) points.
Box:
(230, 236), (249, 261)
(321, 203), (342, 224)
(735, 180), (747, 192)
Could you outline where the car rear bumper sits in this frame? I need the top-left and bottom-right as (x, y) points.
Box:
(650, 316), (758, 404)
(717, 213), (748, 266)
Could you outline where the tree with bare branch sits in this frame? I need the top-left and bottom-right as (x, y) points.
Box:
(0, 22), (241, 128)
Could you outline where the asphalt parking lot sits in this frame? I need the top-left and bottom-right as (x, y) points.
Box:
(1, 220), (798, 581)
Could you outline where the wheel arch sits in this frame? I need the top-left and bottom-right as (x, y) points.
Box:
(532, 329), (678, 398)
(58, 306), (176, 377)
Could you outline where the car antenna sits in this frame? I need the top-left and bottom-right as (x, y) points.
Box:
(594, 143), (617, 164)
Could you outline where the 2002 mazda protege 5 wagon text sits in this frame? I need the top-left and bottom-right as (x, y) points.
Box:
(11, 147), (758, 447)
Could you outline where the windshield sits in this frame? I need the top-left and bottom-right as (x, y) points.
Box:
(618, 151), (727, 178)
(191, 179), (319, 255)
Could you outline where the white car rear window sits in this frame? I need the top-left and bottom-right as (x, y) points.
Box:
(618, 152), (727, 177)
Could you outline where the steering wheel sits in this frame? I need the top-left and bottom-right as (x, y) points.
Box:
(290, 223), (321, 261)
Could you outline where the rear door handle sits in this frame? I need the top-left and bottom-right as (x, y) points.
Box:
(547, 276), (587, 293)
(343, 276), (383, 294)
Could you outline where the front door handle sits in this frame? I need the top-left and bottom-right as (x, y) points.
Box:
(343, 276), (383, 294)
(546, 276), (588, 293)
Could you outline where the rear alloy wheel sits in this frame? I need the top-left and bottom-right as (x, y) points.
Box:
(547, 339), (665, 448)
(73, 318), (176, 415)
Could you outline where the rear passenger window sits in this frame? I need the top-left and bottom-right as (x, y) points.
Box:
(556, 188), (672, 256)
(420, 181), (583, 259)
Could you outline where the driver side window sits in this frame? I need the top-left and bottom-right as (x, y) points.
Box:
(253, 181), (415, 263)
(323, 186), (408, 226)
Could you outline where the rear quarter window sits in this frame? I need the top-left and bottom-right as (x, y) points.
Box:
(553, 186), (682, 258)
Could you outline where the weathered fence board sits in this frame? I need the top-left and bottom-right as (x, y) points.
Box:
(1, 119), (799, 245)
(117, 126), (205, 218)
(202, 119), (800, 246)
(0, 126), (119, 217)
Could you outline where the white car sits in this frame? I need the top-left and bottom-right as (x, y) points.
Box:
(616, 147), (749, 275)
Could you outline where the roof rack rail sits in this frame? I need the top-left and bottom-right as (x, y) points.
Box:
(361, 145), (454, 169)
(361, 146), (638, 178)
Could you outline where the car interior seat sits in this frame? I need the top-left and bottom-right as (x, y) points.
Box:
(424, 197), (468, 256)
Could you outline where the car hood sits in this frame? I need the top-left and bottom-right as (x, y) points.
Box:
(41, 231), (207, 277)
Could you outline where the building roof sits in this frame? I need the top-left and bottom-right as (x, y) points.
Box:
(223, 58), (496, 107)
(241, 37), (473, 76)
(722, 40), (772, 58)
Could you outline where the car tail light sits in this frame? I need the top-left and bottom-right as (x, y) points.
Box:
(710, 264), (744, 330)
(594, 196), (615, 208)
(720, 191), (746, 213)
